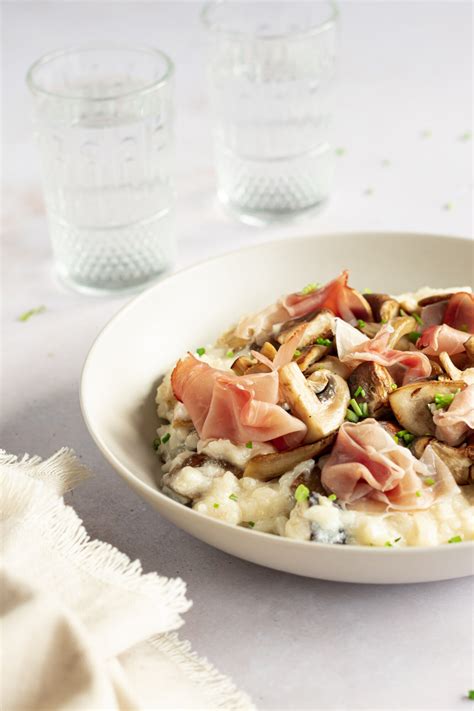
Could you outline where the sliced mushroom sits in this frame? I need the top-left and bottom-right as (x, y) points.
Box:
(429, 441), (474, 486)
(277, 309), (335, 349)
(295, 344), (330, 372)
(439, 352), (474, 384)
(357, 321), (382, 338)
(260, 341), (277, 361)
(306, 356), (351, 379)
(290, 465), (325, 496)
(243, 433), (336, 481)
(409, 436), (433, 459)
(418, 293), (456, 307)
(364, 293), (400, 322)
(348, 362), (396, 418)
(231, 355), (254, 375)
(388, 380), (466, 436)
(279, 364), (350, 443)
(386, 316), (417, 349)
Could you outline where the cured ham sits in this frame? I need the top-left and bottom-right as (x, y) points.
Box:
(417, 324), (470, 356)
(443, 292), (474, 333)
(321, 419), (459, 510)
(233, 271), (371, 342)
(171, 355), (307, 445)
(420, 300), (448, 328)
(339, 323), (432, 385)
(433, 383), (474, 446)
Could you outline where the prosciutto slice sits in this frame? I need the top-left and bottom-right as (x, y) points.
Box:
(171, 355), (306, 446)
(417, 324), (470, 356)
(340, 323), (432, 385)
(233, 271), (371, 342)
(443, 292), (474, 333)
(433, 383), (474, 446)
(420, 300), (448, 328)
(321, 419), (459, 511)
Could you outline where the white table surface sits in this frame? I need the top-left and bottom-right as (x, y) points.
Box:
(2, 2), (473, 709)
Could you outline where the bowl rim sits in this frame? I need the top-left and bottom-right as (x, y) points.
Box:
(80, 230), (474, 557)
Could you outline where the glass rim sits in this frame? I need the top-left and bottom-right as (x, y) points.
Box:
(26, 44), (174, 102)
(201, 0), (338, 40)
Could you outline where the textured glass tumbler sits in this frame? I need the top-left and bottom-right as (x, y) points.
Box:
(27, 46), (175, 294)
(202, 1), (338, 225)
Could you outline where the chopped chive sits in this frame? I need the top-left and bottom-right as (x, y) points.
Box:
(293, 349), (302, 358)
(18, 305), (46, 322)
(328, 493), (337, 502)
(229, 493), (238, 502)
(394, 537), (401, 543)
(226, 349), (234, 358)
(384, 541), (393, 547)
(408, 331), (422, 343)
(300, 282), (320, 295)
(468, 690), (474, 700)
(213, 503), (219, 509)
(161, 433), (171, 444)
(245, 441), (253, 449)
(196, 347), (206, 356)
(152, 437), (161, 451)
(434, 392), (456, 409)
(393, 435), (399, 444)
(335, 147), (346, 156)
(400, 308), (407, 317)
(359, 402), (369, 417)
(349, 398), (363, 417)
(315, 337), (332, 347)
(424, 477), (435, 486)
(380, 318), (388, 324)
(363, 288), (372, 294)
(247, 521), (255, 528)
(353, 385), (365, 399)
(448, 535), (462, 543)
(357, 319), (366, 329)
(295, 484), (310, 502)
(391, 383), (398, 390)
(345, 409), (359, 423)
(412, 312), (423, 326)
(415, 491), (422, 498)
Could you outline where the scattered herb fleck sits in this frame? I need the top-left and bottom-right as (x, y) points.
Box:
(408, 331), (422, 344)
(226, 349), (234, 358)
(152, 437), (161, 451)
(459, 131), (471, 142)
(300, 282), (320, 295)
(396, 429), (415, 445)
(161, 433), (171, 444)
(391, 383), (398, 390)
(394, 537), (401, 543)
(353, 385), (366, 399)
(448, 535), (462, 543)
(295, 484), (310, 502)
(18, 305), (46, 322)
(245, 441), (253, 449)
(412, 312), (423, 326)
(213, 503), (219, 509)
(293, 349), (302, 358)
(434, 392), (457, 409)
(315, 337), (332, 347)
(328, 493), (337, 502)
(384, 541), (393, 547)
(229, 493), (238, 502)
(357, 319), (366, 329)
(196, 347), (206, 356)
(424, 477), (435, 486)
(247, 521), (255, 528)
(468, 690), (474, 700)
(335, 147), (346, 156)
(349, 398), (363, 418)
(363, 288), (372, 294)
(415, 491), (422, 498)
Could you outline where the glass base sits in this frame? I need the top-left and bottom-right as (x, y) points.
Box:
(218, 191), (329, 227)
(55, 264), (172, 297)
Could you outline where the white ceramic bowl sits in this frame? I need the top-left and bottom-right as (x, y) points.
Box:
(81, 232), (474, 584)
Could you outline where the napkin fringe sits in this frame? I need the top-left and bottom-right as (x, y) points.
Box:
(150, 633), (254, 711)
(0, 447), (91, 493)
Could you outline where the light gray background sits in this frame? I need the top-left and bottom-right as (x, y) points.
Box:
(2, 2), (473, 709)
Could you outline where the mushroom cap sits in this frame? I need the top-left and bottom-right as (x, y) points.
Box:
(388, 380), (466, 436)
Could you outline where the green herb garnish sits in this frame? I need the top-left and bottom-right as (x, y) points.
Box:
(335, 147), (346, 156)
(226, 349), (234, 358)
(412, 312), (423, 327)
(245, 441), (253, 449)
(353, 385), (366, 399)
(363, 288), (372, 294)
(408, 331), (422, 344)
(459, 131), (471, 142)
(18, 305), (46, 322)
(357, 319), (366, 329)
(213, 503), (219, 509)
(384, 541), (393, 547)
(196, 347), (206, 356)
(394, 537), (401, 543)
(315, 337), (332, 347)
(349, 399), (363, 418)
(300, 282), (320, 295)
(448, 535), (462, 543)
(424, 477), (435, 486)
(380, 318), (388, 324)
(293, 349), (302, 358)
(295, 484), (310, 502)
(152, 437), (161, 451)
(161, 433), (171, 444)
(434, 392), (457, 409)
(248, 521), (255, 528)
(345, 409), (359, 423)
(415, 491), (422, 498)
(468, 690), (474, 700)
(396, 430), (415, 445)
(229, 493), (238, 502)
(391, 383), (398, 390)
(328, 493), (337, 502)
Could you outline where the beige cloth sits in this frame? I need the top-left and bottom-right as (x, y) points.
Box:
(0, 450), (254, 711)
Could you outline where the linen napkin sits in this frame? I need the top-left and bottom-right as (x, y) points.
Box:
(0, 449), (254, 711)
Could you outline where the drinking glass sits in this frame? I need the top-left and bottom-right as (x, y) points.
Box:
(27, 45), (175, 294)
(202, 1), (339, 225)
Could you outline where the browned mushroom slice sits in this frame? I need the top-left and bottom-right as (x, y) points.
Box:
(172, 418), (194, 430)
(418, 293), (456, 307)
(277, 309), (335, 349)
(348, 362), (396, 418)
(409, 436), (433, 459)
(364, 293), (400, 322)
(385, 316), (417, 349)
(295, 344), (330, 371)
(290, 465), (325, 496)
(358, 321), (382, 338)
(306, 356), (351, 379)
(231, 355), (255, 375)
(279, 364), (350, 443)
(429, 441), (474, 486)
(260, 341), (277, 361)
(388, 380), (466, 436)
(243, 433), (336, 481)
